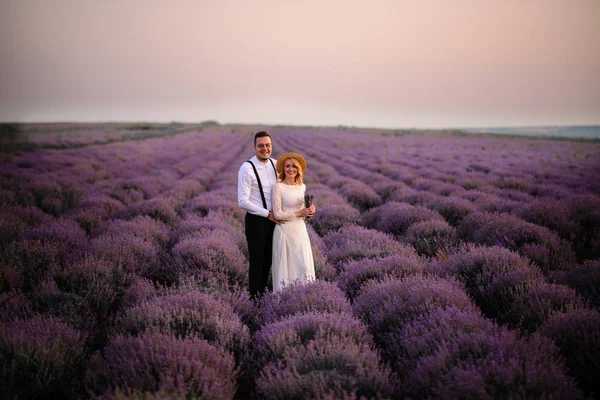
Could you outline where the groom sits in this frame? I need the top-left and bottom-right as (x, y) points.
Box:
(237, 131), (284, 298)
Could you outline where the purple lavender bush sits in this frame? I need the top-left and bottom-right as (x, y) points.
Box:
(23, 218), (90, 264)
(66, 193), (124, 233)
(337, 180), (383, 211)
(515, 198), (579, 241)
(336, 254), (425, 301)
(90, 232), (162, 279)
(458, 211), (576, 272)
(173, 275), (257, 329)
(246, 311), (377, 395)
(407, 327), (580, 399)
(405, 219), (457, 257)
(552, 259), (600, 310)
(306, 225), (337, 281)
(254, 335), (393, 400)
(18, 179), (81, 217)
(352, 275), (477, 346)
(438, 245), (548, 330)
(0, 205), (51, 243)
(92, 215), (170, 247)
(256, 280), (352, 326)
(182, 188), (245, 221)
(85, 332), (237, 399)
(432, 196), (476, 226)
(119, 197), (179, 226)
(170, 210), (246, 256)
(568, 194), (600, 260)
(513, 283), (584, 332)
(540, 309), (600, 397)
(48, 256), (138, 347)
(0, 315), (87, 399)
(6, 239), (61, 291)
(170, 229), (248, 288)
(384, 306), (496, 381)
(387, 189), (439, 208)
(310, 203), (362, 236)
(323, 225), (416, 267)
(121, 291), (250, 359)
(0, 206), (39, 245)
(362, 201), (444, 238)
(121, 275), (157, 309)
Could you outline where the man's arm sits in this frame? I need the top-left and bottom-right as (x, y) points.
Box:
(237, 164), (269, 218)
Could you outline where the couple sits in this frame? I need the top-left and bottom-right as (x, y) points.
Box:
(237, 131), (317, 298)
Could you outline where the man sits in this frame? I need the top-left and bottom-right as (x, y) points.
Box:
(237, 131), (283, 298)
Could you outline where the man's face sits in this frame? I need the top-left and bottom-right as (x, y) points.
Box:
(254, 136), (272, 161)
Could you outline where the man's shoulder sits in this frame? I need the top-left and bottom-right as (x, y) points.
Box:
(239, 157), (255, 170)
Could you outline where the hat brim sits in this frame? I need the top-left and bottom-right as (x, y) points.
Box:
(276, 152), (307, 175)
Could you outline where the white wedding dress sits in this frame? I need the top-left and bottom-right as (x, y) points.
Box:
(271, 182), (315, 292)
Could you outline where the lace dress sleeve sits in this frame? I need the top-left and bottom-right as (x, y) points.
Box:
(272, 183), (299, 220)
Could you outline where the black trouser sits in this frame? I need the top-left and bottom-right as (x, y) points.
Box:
(245, 212), (276, 298)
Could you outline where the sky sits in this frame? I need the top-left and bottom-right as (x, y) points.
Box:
(1, 0), (599, 129)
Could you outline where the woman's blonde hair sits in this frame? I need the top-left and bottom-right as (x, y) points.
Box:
(278, 156), (303, 185)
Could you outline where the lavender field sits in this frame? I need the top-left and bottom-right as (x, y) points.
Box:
(1, 123), (599, 399)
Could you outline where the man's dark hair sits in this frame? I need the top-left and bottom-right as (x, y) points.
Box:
(254, 131), (272, 145)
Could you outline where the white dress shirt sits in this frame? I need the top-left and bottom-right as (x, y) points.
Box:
(237, 155), (278, 218)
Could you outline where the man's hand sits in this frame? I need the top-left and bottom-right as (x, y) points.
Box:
(268, 210), (285, 224)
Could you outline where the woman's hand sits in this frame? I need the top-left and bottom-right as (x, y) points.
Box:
(307, 204), (316, 217)
(297, 207), (312, 218)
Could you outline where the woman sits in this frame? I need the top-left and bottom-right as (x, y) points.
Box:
(271, 152), (316, 292)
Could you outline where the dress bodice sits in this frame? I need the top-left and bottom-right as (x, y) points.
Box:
(272, 182), (305, 220)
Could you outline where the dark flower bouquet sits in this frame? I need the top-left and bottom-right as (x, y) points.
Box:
(304, 193), (314, 219)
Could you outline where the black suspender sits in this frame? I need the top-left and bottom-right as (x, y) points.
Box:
(246, 159), (277, 210)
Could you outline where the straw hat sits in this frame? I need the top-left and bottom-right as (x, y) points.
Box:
(276, 152), (307, 175)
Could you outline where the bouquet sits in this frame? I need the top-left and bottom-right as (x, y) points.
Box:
(304, 193), (314, 219)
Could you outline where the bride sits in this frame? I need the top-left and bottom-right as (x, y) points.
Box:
(271, 152), (316, 292)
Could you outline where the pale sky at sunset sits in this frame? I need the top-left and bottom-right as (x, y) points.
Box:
(1, 0), (599, 129)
